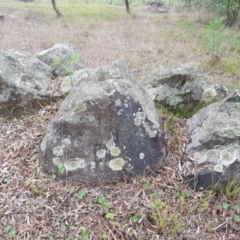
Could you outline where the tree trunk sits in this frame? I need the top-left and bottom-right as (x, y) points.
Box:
(125, 0), (130, 14)
(51, 0), (63, 17)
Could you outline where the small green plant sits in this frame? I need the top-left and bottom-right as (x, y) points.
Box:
(28, 181), (44, 195)
(51, 54), (80, 88)
(203, 18), (224, 65)
(3, 177), (10, 184)
(198, 188), (216, 212)
(106, 213), (114, 220)
(233, 214), (240, 223)
(150, 196), (180, 234)
(70, 225), (76, 230)
(78, 190), (86, 200)
(222, 202), (229, 210)
(233, 205), (240, 213)
(142, 183), (150, 191)
(101, 232), (108, 239)
(81, 230), (89, 239)
(98, 196), (111, 213)
(58, 167), (65, 175)
(222, 178), (240, 199)
(131, 215), (139, 223)
(8, 228), (16, 239)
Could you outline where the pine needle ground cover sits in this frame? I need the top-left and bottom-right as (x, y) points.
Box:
(0, 1), (240, 239)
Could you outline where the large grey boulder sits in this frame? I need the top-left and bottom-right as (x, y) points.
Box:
(35, 43), (85, 76)
(61, 60), (136, 94)
(0, 50), (55, 117)
(182, 90), (240, 190)
(39, 76), (167, 183)
(141, 62), (206, 110)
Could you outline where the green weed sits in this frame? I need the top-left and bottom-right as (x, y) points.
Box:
(203, 17), (224, 65)
(150, 195), (184, 237)
(78, 190), (86, 200)
(222, 178), (240, 199)
(81, 230), (89, 239)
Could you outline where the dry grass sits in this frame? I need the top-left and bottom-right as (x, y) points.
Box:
(1, 103), (240, 239)
(1, 1), (240, 239)
(0, 1), (240, 90)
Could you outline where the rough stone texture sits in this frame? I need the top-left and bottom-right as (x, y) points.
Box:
(146, 0), (164, 7)
(182, 90), (240, 190)
(39, 76), (167, 183)
(35, 43), (85, 76)
(201, 84), (228, 104)
(141, 62), (206, 109)
(61, 60), (136, 94)
(0, 50), (56, 117)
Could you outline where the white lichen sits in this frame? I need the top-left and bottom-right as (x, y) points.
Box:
(90, 162), (96, 169)
(96, 149), (107, 159)
(53, 146), (64, 157)
(213, 164), (223, 173)
(115, 98), (122, 107)
(139, 153), (145, 159)
(64, 158), (86, 171)
(106, 133), (115, 150)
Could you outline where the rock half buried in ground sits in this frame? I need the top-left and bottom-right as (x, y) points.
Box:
(39, 76), (167, 183)
(141, 62), (206, 110)
(182, 90), (240, 190)
(0, 50), (56, 117)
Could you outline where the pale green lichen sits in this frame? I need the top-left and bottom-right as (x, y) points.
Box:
(53, 146), (64, 157)
(220, 150), (235, 166)
(194, 152), (207, 164)
(206, 149), (218, 161)
(142, 122), (158, 138)
(214, 164), (223, 173)
(134, 111), (146, 126)
(110, 147), (121, 157)
(53, 157), (63, 168)
(64, 158), (86, 171)
(96, 149), (107, 159)
(62, 138), (71, 145)
(109, 158), (125, 171)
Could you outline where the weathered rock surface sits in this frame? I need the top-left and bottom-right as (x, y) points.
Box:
(201, 84), (228, 104)
(39, 76), (167, 183)
(182, 90), (240, 190)
(141, 62), (206, 109)
(146, 0), (164, 8)
(0, 50), (56, 117)
(61, 60), (136, 94)
(35, 43), (85, 76)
